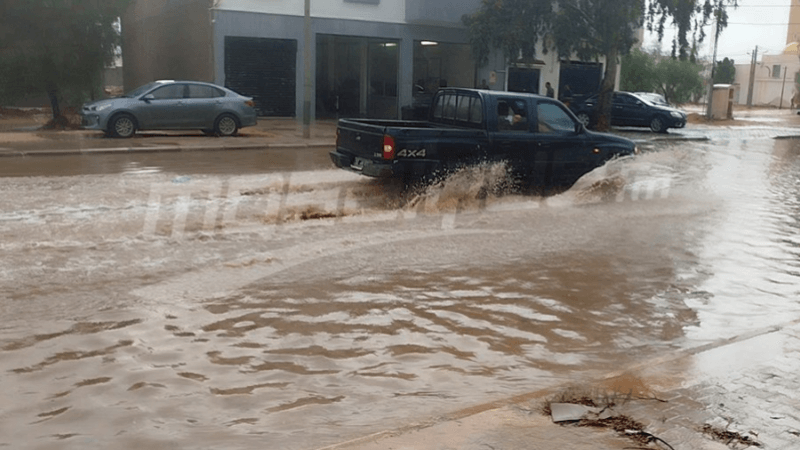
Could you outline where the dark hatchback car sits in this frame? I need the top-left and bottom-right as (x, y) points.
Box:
(81, 80), (258, 138)
(570, 91), (687, 133)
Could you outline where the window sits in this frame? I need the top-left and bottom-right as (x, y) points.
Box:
(443, 94), (457, 120)
(187, 84), (224, 99)
(455, 95), (483, 124)
(773, 65), (782, 79)
(497, 99), (528, 131)
(537, 102), (576, 134)
(468, 97), (483, 124)
(456, 96), (470, 121)
(149, 84), (185, 99)
(432, 94), (445, 119)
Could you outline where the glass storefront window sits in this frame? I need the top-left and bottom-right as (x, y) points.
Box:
(316, 35), (398, 119)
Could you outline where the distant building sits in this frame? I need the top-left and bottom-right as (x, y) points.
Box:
(730, 1), (800, 108)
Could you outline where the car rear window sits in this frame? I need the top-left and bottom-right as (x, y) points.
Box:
(188, 84), (225, 98)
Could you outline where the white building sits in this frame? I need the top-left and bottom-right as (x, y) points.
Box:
(730, 2), (800, 108)
(122, 0), (609, 119)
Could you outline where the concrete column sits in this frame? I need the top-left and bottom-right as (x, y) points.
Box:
(359, 42), (369, 116)
(398, 38), (414, 117)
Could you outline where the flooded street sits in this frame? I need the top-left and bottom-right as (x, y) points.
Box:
(2, 128), (800, 449)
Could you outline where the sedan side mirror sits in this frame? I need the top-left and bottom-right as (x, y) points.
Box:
(142, 94), (155, 102)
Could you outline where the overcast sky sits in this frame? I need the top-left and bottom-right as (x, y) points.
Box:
(642, 0), (792, 64)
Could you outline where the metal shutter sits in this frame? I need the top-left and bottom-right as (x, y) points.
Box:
(224, 37), (297, 117)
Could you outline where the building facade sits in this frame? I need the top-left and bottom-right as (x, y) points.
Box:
(121, 0), (608, 119)
(729, 1), (800, 108)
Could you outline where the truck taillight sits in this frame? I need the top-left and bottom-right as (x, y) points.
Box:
(383, 135), (396, 160)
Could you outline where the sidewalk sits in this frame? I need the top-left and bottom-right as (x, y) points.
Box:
(0, 111), (337, 156)
(1, 104), (798, 157)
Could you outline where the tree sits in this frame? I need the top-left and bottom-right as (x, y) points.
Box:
(646, 0), (738, 61)
(621, 48), (658, 93)
(714, 57), (736, 84)
(462, 0), (554, 67)
(551, 0), (645, 130)
(0, 0), (130, 126)
(463, 0), (645, 131)
(656, 57), (704, 104)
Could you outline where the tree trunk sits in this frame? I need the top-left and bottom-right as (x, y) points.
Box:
(594, 46), (619, 132)
(47, 88), (61, 121)
(45, 87), (69, 129)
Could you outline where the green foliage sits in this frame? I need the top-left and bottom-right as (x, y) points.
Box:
(551, 0), (645, 130)
(656, 57), (704, 103)
(621, 48), (658, 92)
(0, 0), (130, 118)
(646, 0), (738, 61)
(714, 57), (736, 84)
(551, 0), (644, 62)
(462, 0), (554, 67)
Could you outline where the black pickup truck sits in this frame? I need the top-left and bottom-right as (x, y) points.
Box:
(330, 88), (637, 188)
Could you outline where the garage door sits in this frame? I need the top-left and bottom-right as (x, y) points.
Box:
(225, 36), (297, 117)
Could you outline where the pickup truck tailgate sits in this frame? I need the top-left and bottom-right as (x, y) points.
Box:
(336, 120), (385, 159)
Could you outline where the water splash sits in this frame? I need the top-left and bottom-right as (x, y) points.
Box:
(405, 162), (518, 213)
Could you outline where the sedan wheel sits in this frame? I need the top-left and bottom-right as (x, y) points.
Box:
(109, 114), (136, 138)
(214, 114), (239, 137)
(576, 112), (591, 128)
(649, 116), (666, 133)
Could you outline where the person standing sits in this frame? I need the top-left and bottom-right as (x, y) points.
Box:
(545, 82), (555, 98)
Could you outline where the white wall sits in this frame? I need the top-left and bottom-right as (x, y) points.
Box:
(215, 0), (406, 24)
(732, 54), (799, 107)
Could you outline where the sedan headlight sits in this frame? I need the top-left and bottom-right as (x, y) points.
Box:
(93, 104), (112, 112)
(670, 111), (684, 118)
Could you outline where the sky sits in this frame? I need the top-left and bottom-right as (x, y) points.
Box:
(642, 0), (793, 64)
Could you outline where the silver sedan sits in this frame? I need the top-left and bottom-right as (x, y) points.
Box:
(81, 80), (258, 138)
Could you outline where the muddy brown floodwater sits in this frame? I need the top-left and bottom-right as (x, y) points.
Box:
(2, 129), (800, 450)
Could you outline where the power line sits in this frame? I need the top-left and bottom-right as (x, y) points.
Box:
(727, 22), (796, 25)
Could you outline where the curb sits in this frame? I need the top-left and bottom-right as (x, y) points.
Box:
(0, 141), (334, 157)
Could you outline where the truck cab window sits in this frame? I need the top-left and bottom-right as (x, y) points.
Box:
(536, 102), (576, 134)
(432, 95), (444, 119)
(456, 96), (471, 121)
(469, 97), (483, 124)
(497, 99), (527, 131)
(443, 94), (457, 120)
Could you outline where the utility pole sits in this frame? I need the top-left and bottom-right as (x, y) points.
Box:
(303, 0), (312, 139)
(705, 5), (721, 120)
(747, 46), (757, 107)
(780, 66), (787, 109)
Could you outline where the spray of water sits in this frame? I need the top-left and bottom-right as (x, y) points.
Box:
(404, 162), (518, 213)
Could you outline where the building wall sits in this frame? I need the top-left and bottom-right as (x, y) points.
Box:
(122, 0), (607, 118)
(406, 0), (481, 26)
(733, 53), (799, 108)
(215, 0), (406, 23)
(211, 9), (474, 118)
(121, 0), (214, 91)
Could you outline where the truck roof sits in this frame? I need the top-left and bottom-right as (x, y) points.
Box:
(436, 88), (551, 101)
